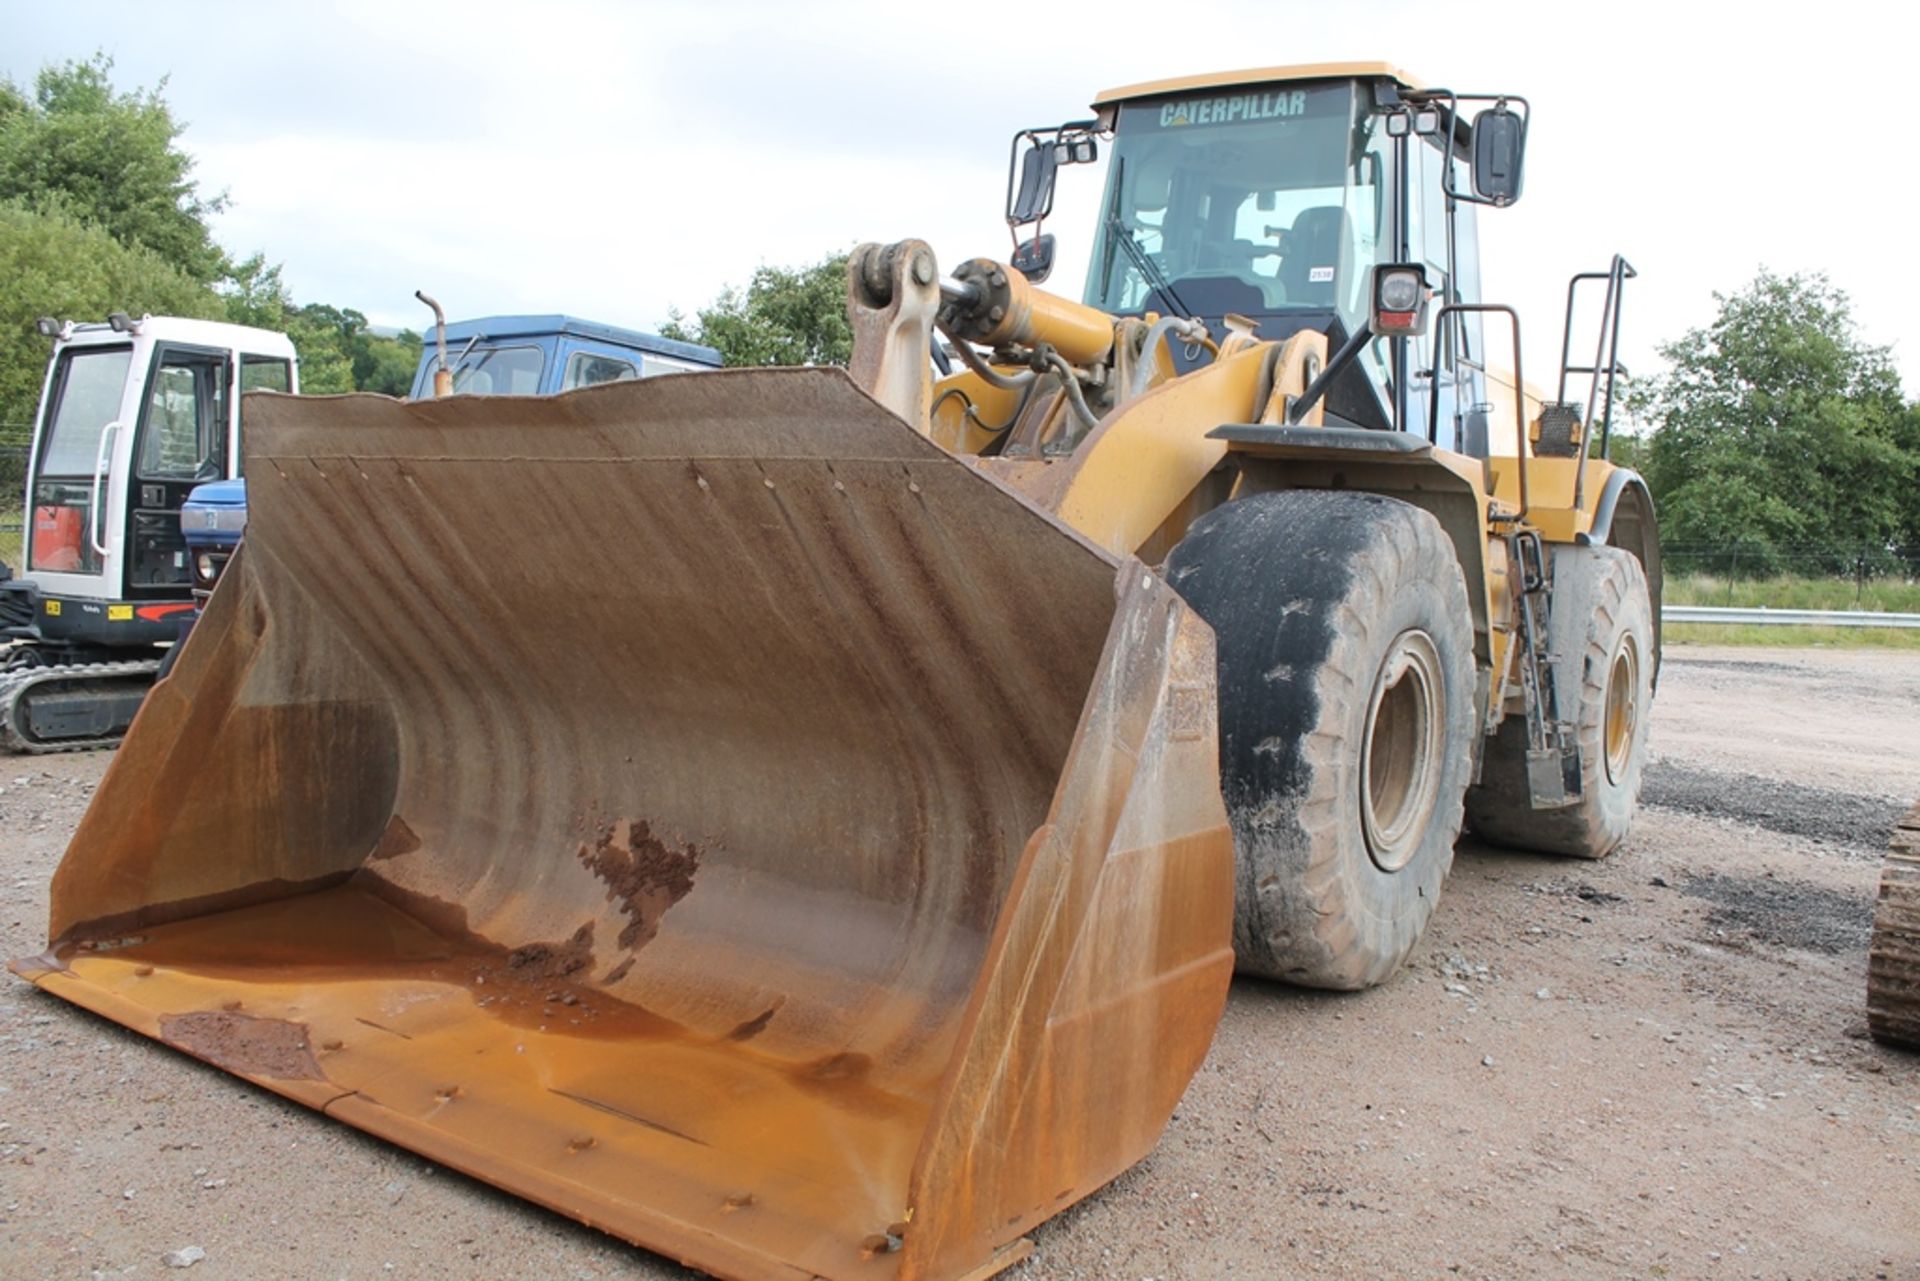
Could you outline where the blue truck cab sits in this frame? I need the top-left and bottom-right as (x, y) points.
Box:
(180, 316), (720, 603)
(407, 314), (722, 397)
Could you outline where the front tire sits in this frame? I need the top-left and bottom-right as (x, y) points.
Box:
(1168, 490), (1477, 990)
(1465, 544), (1654, 858)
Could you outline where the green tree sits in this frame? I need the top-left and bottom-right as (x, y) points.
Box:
(0, 199), (221, 427)
(1635, 270), (1916, 576)
(354, 328), (421, 396)
(220, 260), (421, 395)
(0, 53), (228, 284)
(219, 255), (347, 392)
(287, 302), (420, 396)
(661, 251), (852, 366)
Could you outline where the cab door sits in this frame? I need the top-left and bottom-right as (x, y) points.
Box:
(22, 342), (138, 601)
(123, 343), (230, 600)
(1405, 139), (1489, 453)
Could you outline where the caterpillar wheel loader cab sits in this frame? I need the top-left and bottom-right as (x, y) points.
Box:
(14, 64), (1659, 1281)
(1, 315), (297, 752)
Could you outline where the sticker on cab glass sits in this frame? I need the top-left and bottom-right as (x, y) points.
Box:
(1308, 266), (1336, 283)
(107, 604), (133, 621)
(1156, 90), (1310, 129)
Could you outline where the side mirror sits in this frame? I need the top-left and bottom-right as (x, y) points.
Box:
(1007, 129), (1098, 226)
(1010, 234), (1056, 283)
(1009, 141), (1060, 225)
(1471, 103), (1526, 205)
(1371, 263), (1431, 337)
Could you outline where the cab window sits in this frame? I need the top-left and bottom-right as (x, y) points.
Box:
(36, 345), (132, 476)
(138, 354), (227, 481)
(240, 355), (292, 393)
(562, 351), (637, 390)
(435, 345), (544, 395)
(1087, 83), (1372, 323)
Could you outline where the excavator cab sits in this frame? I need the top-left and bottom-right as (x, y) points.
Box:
(1, 316), (297, 751)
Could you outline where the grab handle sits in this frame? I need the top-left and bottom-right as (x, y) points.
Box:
(89, 421), (121, 558)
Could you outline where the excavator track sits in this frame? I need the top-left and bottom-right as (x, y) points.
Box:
(1867, 801), (1920, 1049)
(0, 659), (162, 755)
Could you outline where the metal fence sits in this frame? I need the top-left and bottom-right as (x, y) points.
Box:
(1662, 541), (1920, 583)
(2, 425), (26, 567)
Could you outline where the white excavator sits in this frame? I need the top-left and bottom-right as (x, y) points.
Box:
(0, 313), (298, 751)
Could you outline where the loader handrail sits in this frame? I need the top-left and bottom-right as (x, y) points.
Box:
(1556, 254), (1635, 509)
(1427, 303), (1528, 521)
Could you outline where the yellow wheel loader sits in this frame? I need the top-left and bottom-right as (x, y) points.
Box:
(12, 63), (1660, 1281)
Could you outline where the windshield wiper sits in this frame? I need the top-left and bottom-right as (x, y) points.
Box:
(447, 334), (483, 377)
(1100, 159), (1192, 321)
(1108, 216), (1193, 321)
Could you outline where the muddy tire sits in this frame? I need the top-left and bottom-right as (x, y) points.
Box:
(1867, 803), (1920, 1049)
(1167, 490), (1476, 990)
(1465, 544), (1653, 859)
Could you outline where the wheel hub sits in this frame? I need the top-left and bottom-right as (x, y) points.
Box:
(1603, 634), (1640, 785)
(1361, 629), (1445, 873)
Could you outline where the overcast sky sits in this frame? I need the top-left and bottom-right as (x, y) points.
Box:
(7, 0), (1917, 395)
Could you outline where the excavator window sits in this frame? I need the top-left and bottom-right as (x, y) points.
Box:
(240, 355), (292, 393)
(138, 356), (227, 481)
(35, 345), (131, 476)
(26, 344), (132, 577)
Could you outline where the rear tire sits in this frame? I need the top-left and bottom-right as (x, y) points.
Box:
(1167, 490), (1477, 990)
(1465, 544), (1653, 858)
(1868, 804), (1920, 1049)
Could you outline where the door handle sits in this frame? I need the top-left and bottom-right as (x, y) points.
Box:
(89, 421), (121, 558)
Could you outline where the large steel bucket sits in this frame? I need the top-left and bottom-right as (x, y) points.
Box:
(12, 368), (1233, 1281)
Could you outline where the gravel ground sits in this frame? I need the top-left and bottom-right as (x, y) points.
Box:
(3, 644), (1917, 1280)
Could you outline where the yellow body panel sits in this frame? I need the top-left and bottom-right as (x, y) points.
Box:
(1095, 62), (1422, 106)
(1488, 455), (1611, 543)
(1046, 337), (1324, 561)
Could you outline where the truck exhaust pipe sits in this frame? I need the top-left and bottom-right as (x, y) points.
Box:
(415, 290), (452, 398)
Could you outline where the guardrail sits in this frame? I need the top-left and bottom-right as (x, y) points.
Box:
(1663, 606), (1920, 630)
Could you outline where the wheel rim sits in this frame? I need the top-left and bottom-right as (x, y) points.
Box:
(1603, 634), (1641, 786)
(1361, 629), (1445, 873)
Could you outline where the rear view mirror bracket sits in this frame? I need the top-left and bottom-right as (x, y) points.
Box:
(1409, 90), (1530, 209)
(1005, 121), (1102, 242)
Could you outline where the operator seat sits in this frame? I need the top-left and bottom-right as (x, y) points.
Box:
(1278, 206), (1353, 309)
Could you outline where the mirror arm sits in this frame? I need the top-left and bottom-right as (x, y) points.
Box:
(1285, 321), (1371, 425)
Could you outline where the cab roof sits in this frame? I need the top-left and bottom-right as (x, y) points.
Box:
(59, 316), (298, 358)
(1094, 61), (1422, 107)
(439, 314), (721, 366)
